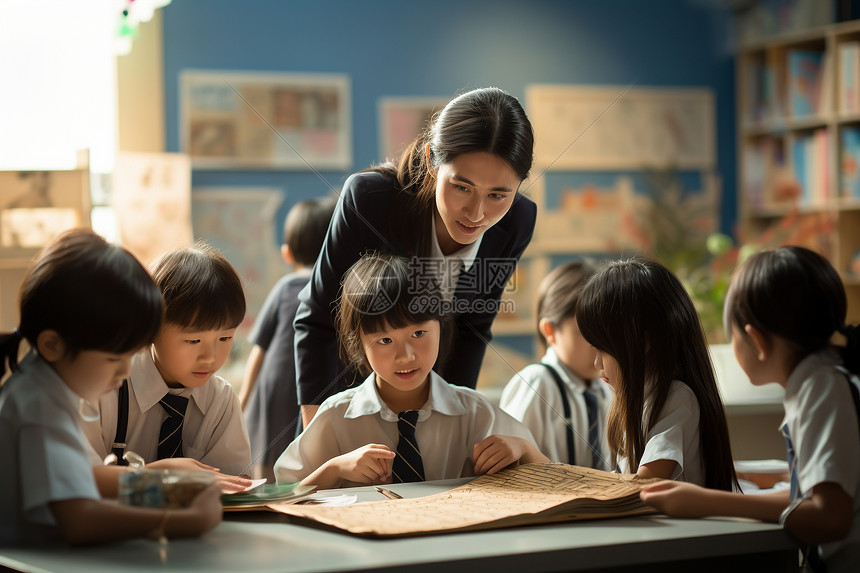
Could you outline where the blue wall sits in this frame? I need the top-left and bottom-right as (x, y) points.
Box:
(163, 0), (736, 244)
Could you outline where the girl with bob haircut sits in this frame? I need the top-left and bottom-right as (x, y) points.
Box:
(275, 253), (545, 489)
(295, 86), (538, 428)
(642, 246), (860, 573)
(576, 257), (738, 491)
(0, 229), (222, 545)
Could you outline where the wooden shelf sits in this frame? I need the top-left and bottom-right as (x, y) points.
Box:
(737, 19), (860, 321)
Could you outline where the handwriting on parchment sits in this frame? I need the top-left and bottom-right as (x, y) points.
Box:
(269, 463), (659, 536)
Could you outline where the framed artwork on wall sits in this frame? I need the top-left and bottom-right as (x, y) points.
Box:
(0, 165), (91, 332)
(0, 168), (90, 256)
(526, 85), (715, 170)
(191, 187), (285, 378)
(113, 151), (193, 266)
(378, 97), (449, 163)
(180, 71), (352, 170)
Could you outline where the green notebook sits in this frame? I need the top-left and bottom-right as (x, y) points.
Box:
(222, 482), (317, 511)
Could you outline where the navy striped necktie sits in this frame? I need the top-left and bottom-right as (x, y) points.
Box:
(157, 393), (189, 459)
(583, 383), (602, 469)
(392, 410), (425, 483)
(782, 422), (799, 500)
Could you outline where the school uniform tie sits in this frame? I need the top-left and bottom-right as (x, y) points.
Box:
(583, 384), (602, 469)
(392, 410), (425, 483)
(157, 393), (189, 459)
(781, 422), (799, 500)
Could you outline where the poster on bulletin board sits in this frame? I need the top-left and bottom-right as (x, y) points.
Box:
(180, 71), (352, 170)
(113, 151), (193, 266)
(378, 97), (449, 163)
(526, 85), (715, 170)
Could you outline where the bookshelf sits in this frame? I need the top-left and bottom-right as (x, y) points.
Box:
(737, 19), (860, 323)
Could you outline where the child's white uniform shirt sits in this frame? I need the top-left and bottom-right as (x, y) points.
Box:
(0, 352), (101, 544)
(500, 347), (612, 468)
(782, 348), (860, 573)
(616, 380), (704, 486)
(82, 350), (251, 476)
(274, 370), (539, 486)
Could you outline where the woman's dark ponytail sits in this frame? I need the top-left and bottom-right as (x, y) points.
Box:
(839, 323), (860, 376)
(0, 330), (24, 382)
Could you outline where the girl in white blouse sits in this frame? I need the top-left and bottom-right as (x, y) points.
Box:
(576, 257), (738, 492)
(275, 253), (546, 489)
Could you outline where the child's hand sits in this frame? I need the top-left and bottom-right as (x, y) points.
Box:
(638, 480), (708, 518)
(331, 444), (395, 484)
(214, 473), (255, 494)
(179, 483), (223, 536)
(472, 434), (530, 475)
(146, 458), (254, 493)
(147, 457), (218, 472)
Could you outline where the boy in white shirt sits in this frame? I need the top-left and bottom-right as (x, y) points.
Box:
(501, 260), (612, 469)
(275, 253), (547, 488)
(85, 244), (253, 492)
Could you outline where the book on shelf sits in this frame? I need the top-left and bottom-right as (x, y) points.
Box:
(788, 49), (826, 118)
(745, 57), (781, 123)
(791, 129), (830, 207)
(744, 137), (800, 210)
(743, 139), (771, 208)
(840, 41), (860, 115)
(842, 126), (860, 200)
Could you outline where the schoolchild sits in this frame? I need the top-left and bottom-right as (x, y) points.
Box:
(0, 229), (221, 545)
(85, 244), (252, 492)
(501, 260), (612, 468)
(576, 257), (738, 490)
(642, 246), (860, 572)
(275, 253), (547, 489)
(240, 196), (336, 481)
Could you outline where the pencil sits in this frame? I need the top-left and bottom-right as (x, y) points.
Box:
(374, 486), (403, 500)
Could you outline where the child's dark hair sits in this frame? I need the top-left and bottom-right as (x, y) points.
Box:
(150, 243), (246, 331)
(535, 259), (597, 349)
(726, 245), (860, 374)
(577, 257), (738, 492)
(0, 229), (162, 377)
(283, 196), (337, 267)
(336, 252), (451, 376)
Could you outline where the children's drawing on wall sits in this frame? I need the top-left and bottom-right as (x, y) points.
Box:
(0, 170), (86, 251)
(180, 71), (351, 170)
(532, 170), (719, 257)
(112, 151), (193, 266)
(532, 176), (649, 253)
(496, 256), (548, 328)
(191, 188), (284, 373)
(378, 97), (450, 163)
(526, 85), (715, 170)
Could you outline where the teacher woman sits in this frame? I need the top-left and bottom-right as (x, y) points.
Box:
(295, 86), (537, 427)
